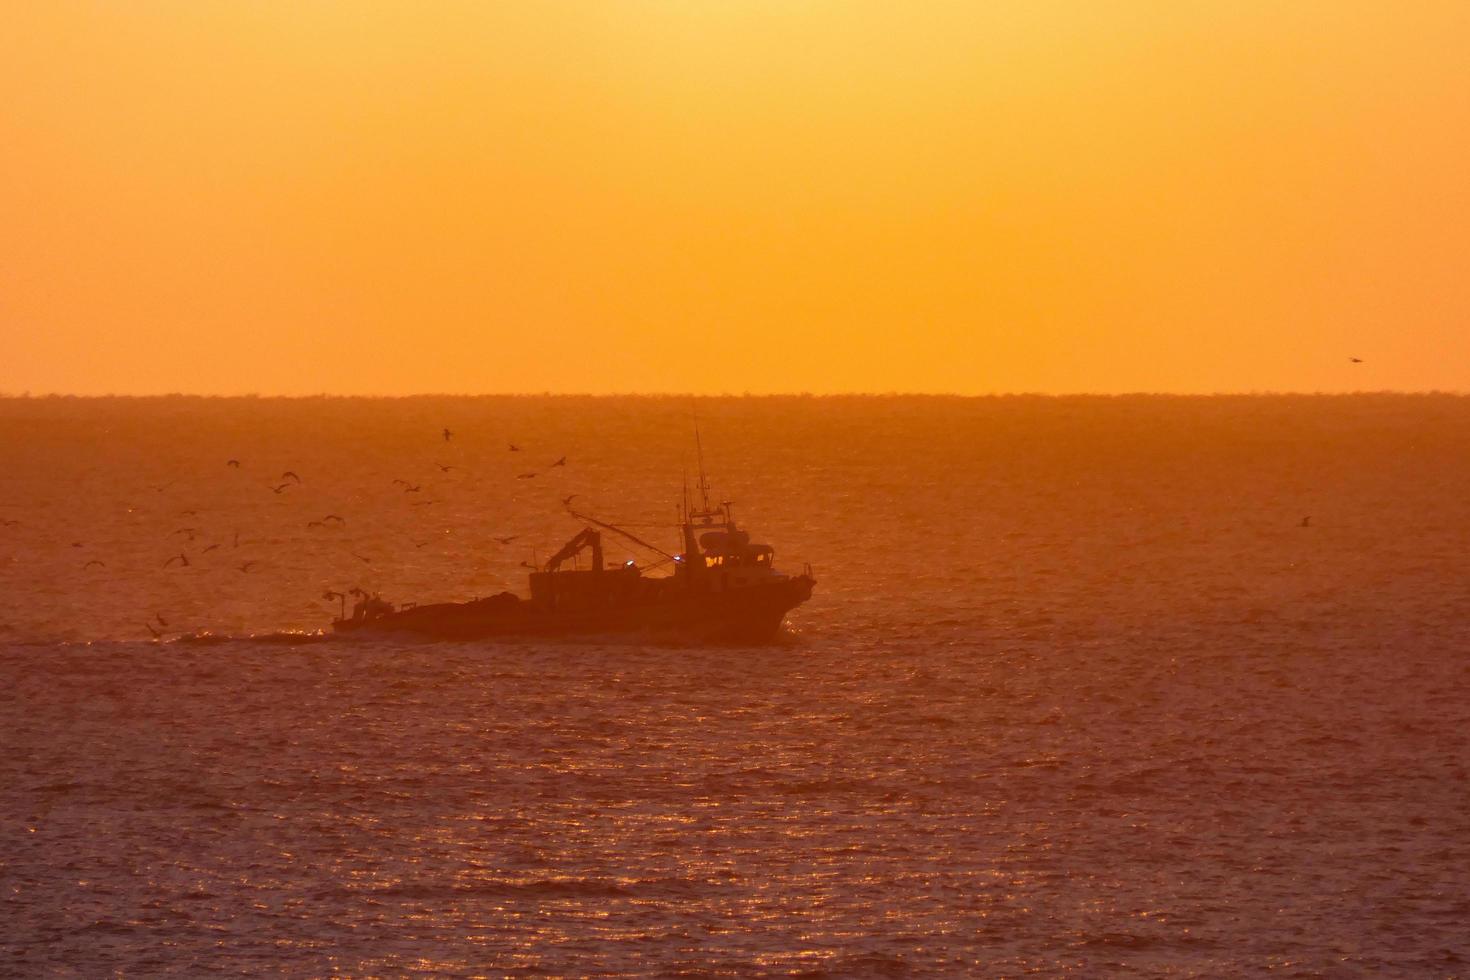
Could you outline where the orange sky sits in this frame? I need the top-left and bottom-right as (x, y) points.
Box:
(3, 2), (1468, 395)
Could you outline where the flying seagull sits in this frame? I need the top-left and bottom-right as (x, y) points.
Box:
(83, 559), (105, 569)
(562, 494), (579, 507)
(1349, 357), (1363, 363)
(436, 463), (455, 473)
(271, 483), (291, 494)
(145, 621), (162, 639)
(163, 553), (190, 568)
(1300, 516), (1311, 527)
(227, 459), (241, 468)
(281, 471), (302, 485)
(238, 561), (258, 573)
(322, 515), (345, 524)
(517, 472), (537, 480)
(495, 535), (519, 545)
(551, 456), (566, 467)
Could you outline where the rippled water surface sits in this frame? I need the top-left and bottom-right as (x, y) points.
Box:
(2, 395), (1468, 976)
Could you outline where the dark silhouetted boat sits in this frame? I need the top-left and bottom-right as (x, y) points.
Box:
(329, 455), (815, 643)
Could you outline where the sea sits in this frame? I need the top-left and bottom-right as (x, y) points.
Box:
(1, 394), (1467, 977)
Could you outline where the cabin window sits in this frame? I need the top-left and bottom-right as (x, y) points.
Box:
(754, 552), (772, 567)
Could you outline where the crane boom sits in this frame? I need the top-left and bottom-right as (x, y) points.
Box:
(565, 509), (677, 561)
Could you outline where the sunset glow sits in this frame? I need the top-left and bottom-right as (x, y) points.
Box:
(4, 2), (1468, 394)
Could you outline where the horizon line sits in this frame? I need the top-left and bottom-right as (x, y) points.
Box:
(2, 389), (1468, 400)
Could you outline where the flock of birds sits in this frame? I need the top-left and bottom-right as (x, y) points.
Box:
(3, 426), (582, 641)
(1, 376), (1373, 639)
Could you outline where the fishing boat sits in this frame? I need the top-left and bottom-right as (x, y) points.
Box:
(327, 455), (815, 644)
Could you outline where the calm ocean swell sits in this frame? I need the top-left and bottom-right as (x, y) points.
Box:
(2, 395), (1469, 975)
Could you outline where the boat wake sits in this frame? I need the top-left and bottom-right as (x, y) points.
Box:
(167, 629), (333, 646)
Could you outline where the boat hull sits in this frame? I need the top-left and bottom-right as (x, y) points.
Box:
(333, 575), (814, 644)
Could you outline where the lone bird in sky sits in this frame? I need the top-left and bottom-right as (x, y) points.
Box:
(172, 527), (198, 541)
(443, 428), (453, 442)
(147, 482), (174, 493)
(495, 535), (519, 545)
(145, 621), (162, 639)
(281, 471), (302, 485)
(307, 520), (326, 529)
(508, 443), (520, 452)
(238, 561), (258, 573)
(271, 483), (291, 494)
(322, 515), (345, 524)
(164, 553), (190, 568)
(403, 484), (422, 493)
(1, 518), (20, 527)
(202, 543), (220, 553)
(517, 472), (537, 479)
(562, 494), (578, 507)
(551, 456), (566, 467)
(1349, 357), (1363, 363)
(436, 463), (455, 473)
(227, 459), (241, 468)
(83, 559), (105, 569)
(1300, 516), (1311, 527)
(352, 553), (372, 564)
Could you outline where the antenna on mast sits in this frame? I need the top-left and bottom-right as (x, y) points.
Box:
(694, 419), (711, 512)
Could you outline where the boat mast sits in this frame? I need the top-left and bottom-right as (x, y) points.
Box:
(682, 425), (708, 580)
(694, 420), (712, 513)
